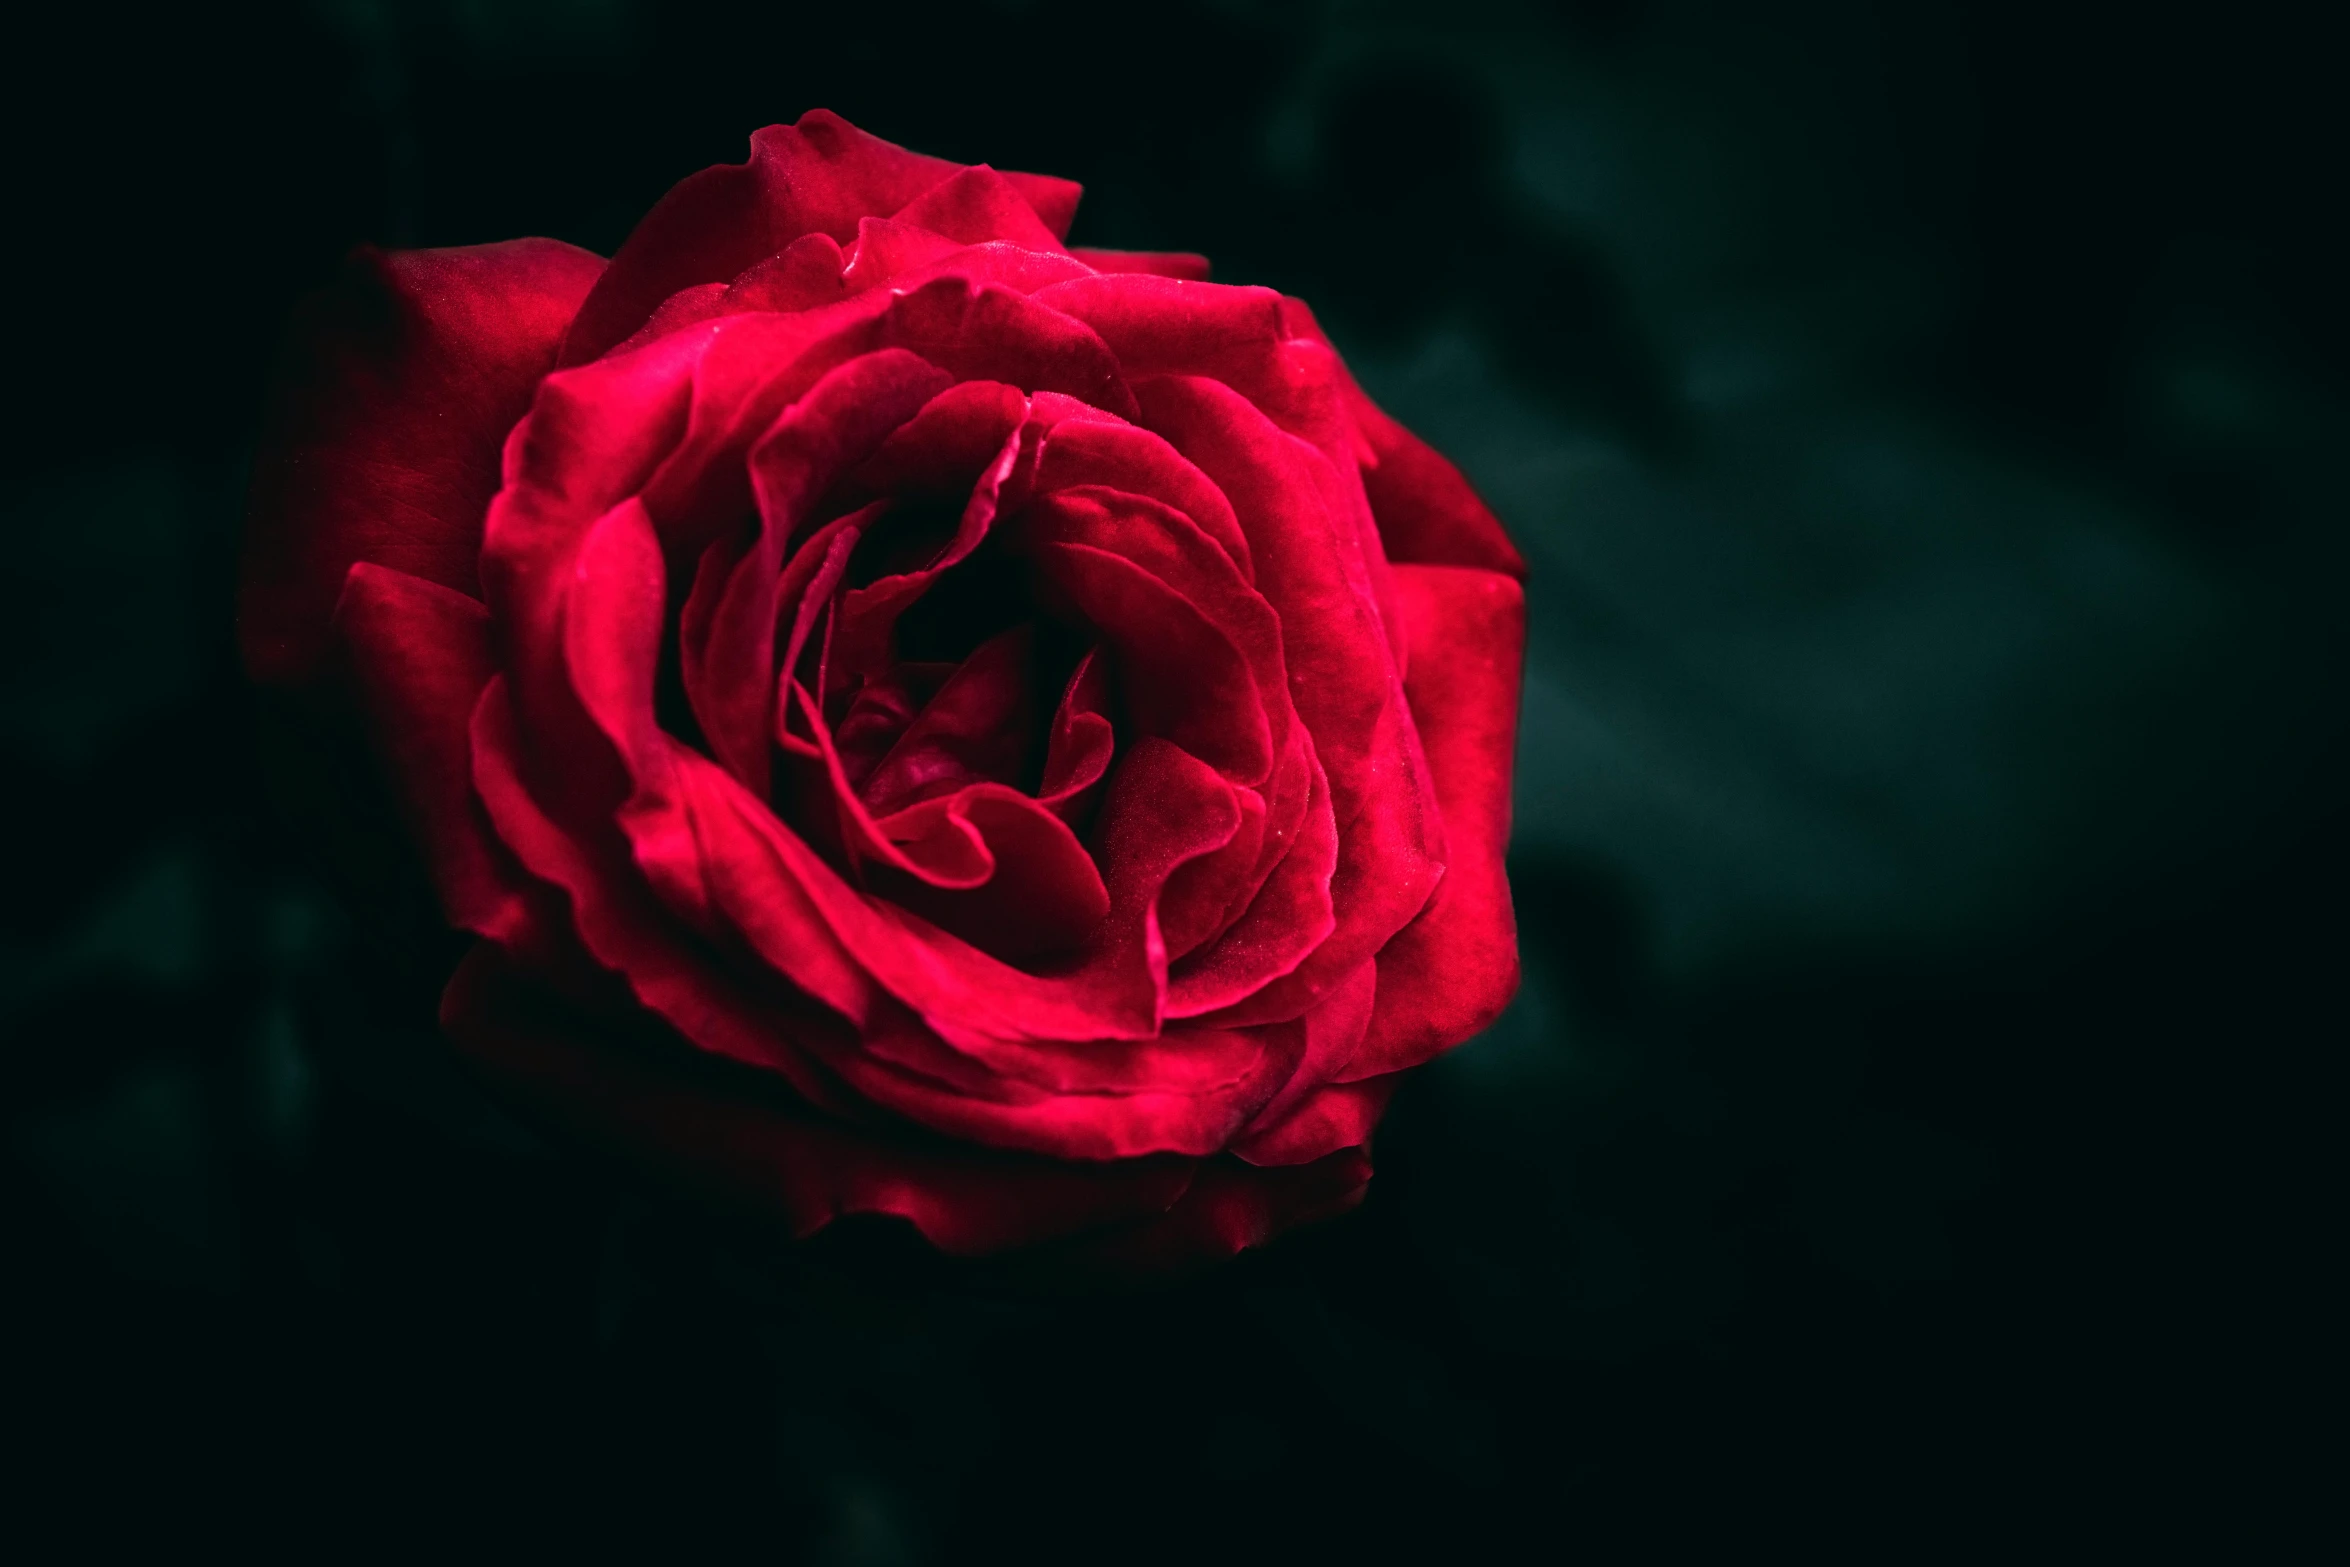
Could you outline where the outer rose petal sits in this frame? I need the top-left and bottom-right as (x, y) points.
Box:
(561, 111), (1082, 367)
(1231, 1076), (1400, 1169)
(1346, 383), (1529, 579)
(1069, 248), (1212, 281)
(333, 564), (526, 941)
(441, 944), (1202, 1256)
(1352, 565), (1526, 1076)
(888, 165), (1067, 252)
(240, 239), (606, 690)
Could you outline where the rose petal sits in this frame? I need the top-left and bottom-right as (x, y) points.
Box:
(469, 673), (874, 1103)
(634, 306), (918, 553)
(611, 281), (732, 356)
(481, 325), (711, 699)
(1036, 274), (1374, 485)
(861, 625), (1038, 814)
(1195, 688), (1445, 1029)
(604, 230), (873, 358)
(814, 1004), (1300, 1160)
(890, 164), (1069, 252)
(1164, 739), (1338, 1016)
(873, 277), (1137, 420)
(615, 234), (856, 352)
(1157, 784), (1268, 960)
(997, 170), (1082, 243)
(1029, 415), (1253, 582)
(1039, 278), (1404, 660)
(1019, 477), (1318, 977)
(724, 232), (853, 311)
(1230, 1075), (1399, 1168)
(1285, 320), (1528, 581)
(1230, 960), (1389, 1165)
(1349, 565), (1525, 1077)
(1033, 541), (1273, 784)
(1161, 717), (1320, 965)
(242, 238), (605, 690)
(1034, 273), (1288, 383)
(654, 735), (1232, 1048)
(561, 111), (1082, 366)
(1069, 247), (1212, 281)
(839, 217), (967, 292)
(850, 378), (1031, 496)
(333, 564), (527, 940)
(1023, 483), (1288, 750)
(785, 679), (994, 890)
(870, 785), (1112, 962)
(1133, 374), (1399, 824)
(1353, 402), (1527, 580)
(1037, 646), (1114, 827)
(1243, 959), (1378, 1128)
(827, 416), (1025, 690)
(895, 240), (1101, 298)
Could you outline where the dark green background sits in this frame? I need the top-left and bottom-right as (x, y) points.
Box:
(3, 1), (2339, 1556)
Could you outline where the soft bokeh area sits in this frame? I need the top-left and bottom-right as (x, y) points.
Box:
(4, 1), (2338, 1555)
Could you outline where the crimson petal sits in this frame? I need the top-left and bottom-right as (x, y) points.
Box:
(333, 564), (526, 940)
(243, 239), (605, 691)
(1349, 565), (1525, 1077)
(561, 111), (1080, 366)
(890, 164), (1070, 251)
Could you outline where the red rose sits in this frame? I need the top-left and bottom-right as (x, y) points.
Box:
(241, 111), (1526, 1269)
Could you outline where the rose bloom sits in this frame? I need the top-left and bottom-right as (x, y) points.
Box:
(241, 112), (1525, 1270)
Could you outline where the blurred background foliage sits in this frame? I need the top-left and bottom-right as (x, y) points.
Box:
(2, 0), (2340, 1556)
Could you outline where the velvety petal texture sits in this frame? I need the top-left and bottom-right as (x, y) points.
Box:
(242, 110), (1527, 1272)
(242, 239), (607, 689)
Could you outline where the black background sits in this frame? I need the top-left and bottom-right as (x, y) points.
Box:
(2, 1), (2341, 1557)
